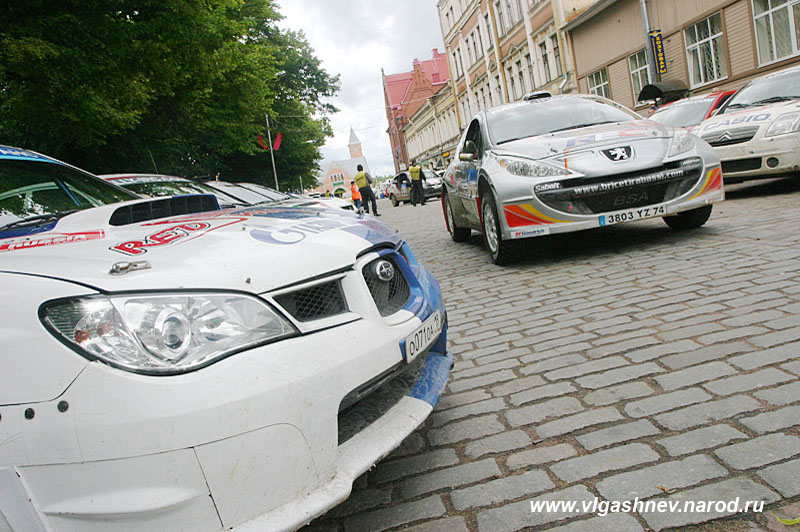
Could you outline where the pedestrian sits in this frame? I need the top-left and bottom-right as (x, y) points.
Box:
(350, 180), (363, 213)
(355, 164), (380, 216)
(408, 159), (424, 206)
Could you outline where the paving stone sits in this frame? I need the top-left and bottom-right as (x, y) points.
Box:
(716, 433), (800, 470)
(389, 433), (425, 458)
(655, 362), (737, 391)
(698, 326), (771, 345)
(781, 360), (800, 376)
(476, 485), (594, 531)
(428, 415), (505, 446)
(536, 407), (623, 439)
(703, 368), (795, 396)
(488, 375), (546, 396)
(343, 494), (446, 532)
(450, 469), (555, 511)
(728, 342), (800, 370)
(543, 514), (644, 532)
(596, 454), (728, 501)
(640, 477), (781, 531)
(626, 339), (702, 363)
(437, 389), (491, 411)
(660, 342), (754, 370)
(657, 424), (748, 456)
(506, 397), (584, 428)
(750, 327), (800, 348)
(327, 489), (392, 518)
(506, 443), (578, 470)
(586, 336), (661, 359)
(660, 322), (725, 341)
(452, 359), (519, 379)
(431, 398), (506, 427)
(550, 443), (659, 483)
(740, 405), (800, 434)
(758, 458), (800, 497)
(576, 420), (660, 451)
(398, 458), (501, 499)
(400, 517), (469, 532)
(374, 449), (460, 484)
(721, 310), (785, 327)
(508, 381), (576, 407)
(519, 353), (588, 375)
(654, 395), (762, 431)
(543, 356), (628, 381)
(584, 381), (656, 406)
(475, 347), (531, 366)
(625, 388), (712, 418)
(448, 368), (516, 393)
(464, 430), (532, 459)
(519, 343), (594, 365)
(755, 381), (800, 405)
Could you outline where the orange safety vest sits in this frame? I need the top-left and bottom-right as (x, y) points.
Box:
(351, 182), (362, 201)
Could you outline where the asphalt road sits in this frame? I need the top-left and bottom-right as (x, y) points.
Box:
(308, 177), (800, 532)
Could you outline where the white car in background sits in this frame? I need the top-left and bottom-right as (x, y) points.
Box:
(695, 65), (800, 182)
(0, 146), (451, 531)
(207, 180), (355, 211)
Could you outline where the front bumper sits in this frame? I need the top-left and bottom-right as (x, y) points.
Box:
(715, 132), (800, 179)
(0, 250), (450, 532)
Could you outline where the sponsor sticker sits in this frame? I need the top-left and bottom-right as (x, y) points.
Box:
(0, 231), (105, 253)
(512, 228), (549, 238)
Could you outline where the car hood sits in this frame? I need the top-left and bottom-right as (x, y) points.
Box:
(695, 100), (800, 137)
(493, 120), (673, 160)
(0, 201), (401, 294)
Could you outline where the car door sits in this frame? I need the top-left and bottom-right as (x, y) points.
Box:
(456, 119), (484, 225)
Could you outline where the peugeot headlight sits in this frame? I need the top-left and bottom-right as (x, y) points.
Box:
(668, 129), (696, 157)
(41, 292), (297, 374)
(497, 156), (569, 178)
(766, 112), (800, 137)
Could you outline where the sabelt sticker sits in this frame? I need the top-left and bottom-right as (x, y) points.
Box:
(0, 231), (105, 253)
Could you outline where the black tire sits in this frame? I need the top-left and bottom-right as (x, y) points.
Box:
(443, 191), (470, 242)
(663, 205), (713, 230)
(390, 195), (398, 207)
(481, 190), (519, 265)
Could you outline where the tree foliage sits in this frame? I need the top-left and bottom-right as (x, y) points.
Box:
(0, 0), (339, 190)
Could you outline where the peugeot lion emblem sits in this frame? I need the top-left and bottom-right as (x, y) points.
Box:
(601, 146), (632, 161)
(375, 260), (395, 282)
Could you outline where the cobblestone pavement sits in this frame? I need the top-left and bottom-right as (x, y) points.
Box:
(308, 177), (800, 532)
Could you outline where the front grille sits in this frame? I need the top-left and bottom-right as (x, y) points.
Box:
(362, 256), (411, 316)
(722, 157), (762, 174)
(109, 195), (219, 226)
(274, 280), (347, 322)
(535, 158), (703, 214)
(701, 126), (759, 147)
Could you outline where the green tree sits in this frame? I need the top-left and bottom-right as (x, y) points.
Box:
(0, 0), (338, 190)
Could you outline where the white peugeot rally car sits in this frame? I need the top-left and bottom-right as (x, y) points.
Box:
(695, 65), (800, 181)
(0, 146), (451, 531)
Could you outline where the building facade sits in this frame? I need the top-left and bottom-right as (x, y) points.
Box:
(403, 83), (462, 170)
(314, 128), (371, 197)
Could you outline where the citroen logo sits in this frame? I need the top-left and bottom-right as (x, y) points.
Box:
(718, 131), (733, 142)
(375, 260), (395, 282)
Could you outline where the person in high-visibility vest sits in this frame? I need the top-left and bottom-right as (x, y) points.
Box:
(408, 160), (424, 206)
(350, 180), (363, 213)
(355, 164), (380, 216)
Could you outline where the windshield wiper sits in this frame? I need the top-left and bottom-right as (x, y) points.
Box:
(549, 121), (617, 133)
(751, 96), (799, 105)
(0, 210), (78, 232)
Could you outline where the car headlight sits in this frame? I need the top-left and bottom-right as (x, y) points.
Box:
(668, 129), (696, 157)
(497, 156), (569, 178)
(41, 292), (297, 374)
(766, 112), (800, 137)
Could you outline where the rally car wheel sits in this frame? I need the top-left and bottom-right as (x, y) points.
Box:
(390, 195), (398, 207)
(663, 205), (713, 231)
(481, 191), (518, 265)
(444, 191), (470, 242)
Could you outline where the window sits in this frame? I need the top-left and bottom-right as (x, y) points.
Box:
(753, 0), (800, 64)
(684, 12), (728, 87)
(525, 53), (536, 88)
(517, 59), (526, 95)
(587, 67), (610, 98)
(495, 2), (506, 34)
(466, 36), (475, 65)
(628, 49), (651, 100)
(551, 35), (563, 77)
(539, 42), (552, 83)
(508, 67), (517, 99)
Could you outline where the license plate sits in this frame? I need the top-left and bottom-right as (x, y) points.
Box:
(599, 204), (666, 226)
(405, 311), (442, 363)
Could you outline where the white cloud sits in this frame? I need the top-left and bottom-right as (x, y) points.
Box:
(277, 1), (445, 177)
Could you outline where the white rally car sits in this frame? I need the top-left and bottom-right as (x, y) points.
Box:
(695, 65), (800, 182)
(0, 146), (451, 531)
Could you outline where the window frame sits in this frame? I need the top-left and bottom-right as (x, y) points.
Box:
(752, 0), (800, 65)
(587, 67), (610, 99)
(628, 48), (652, 104)
(683, 12), (728, 89)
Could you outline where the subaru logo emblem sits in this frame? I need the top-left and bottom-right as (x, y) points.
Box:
(375, 260), (395, 282)
(601, 146), (632, 161)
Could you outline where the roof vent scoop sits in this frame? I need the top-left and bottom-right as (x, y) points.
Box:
(109, 195), (220, 226)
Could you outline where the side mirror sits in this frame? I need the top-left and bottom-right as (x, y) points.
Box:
(459, 140), (477, 161)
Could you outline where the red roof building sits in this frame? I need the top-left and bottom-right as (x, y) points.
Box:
(383, 49), (450, 173)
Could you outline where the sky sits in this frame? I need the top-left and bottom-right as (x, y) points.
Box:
(277, 1), (447, 178)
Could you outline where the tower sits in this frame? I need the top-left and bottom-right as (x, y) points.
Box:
(348, 127), (363, 159)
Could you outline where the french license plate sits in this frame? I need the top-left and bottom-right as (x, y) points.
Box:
(405, 311), (442, 363)
(599, 204), (666, 226)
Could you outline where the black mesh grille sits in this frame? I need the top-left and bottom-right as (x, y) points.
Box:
(722, 157), (762, 174)
(274, 281), (347, 322)
(362, 256), (411, 317)
(109, 195), (219, 226)
(701, 126), (759, 147)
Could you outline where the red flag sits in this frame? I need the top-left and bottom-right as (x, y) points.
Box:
(273, 132), (282, 151)
(257, 134), (270, 151)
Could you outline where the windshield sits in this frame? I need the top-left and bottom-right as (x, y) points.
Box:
(106, 176), (244, 208)
(236, 182), (293, 201)
(649, 99), (715, 127)
(487, 98), (638, 145)
(0, 159), (137, 228)
(720, 68), (800, 113)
